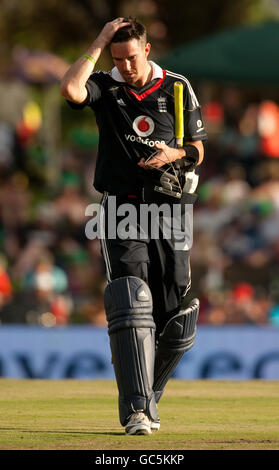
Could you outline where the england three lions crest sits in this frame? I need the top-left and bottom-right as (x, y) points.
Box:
(157, 96), (167, 112)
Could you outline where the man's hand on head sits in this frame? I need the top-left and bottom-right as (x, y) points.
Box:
(94, 18), (131, 48)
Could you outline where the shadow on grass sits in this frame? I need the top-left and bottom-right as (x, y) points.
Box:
(0, 427), (123, 436)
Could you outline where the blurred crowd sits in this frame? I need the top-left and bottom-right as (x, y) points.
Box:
(0, 84), (279, 327)
(192, 88), (279, 327)
(0, 104), (106, 327)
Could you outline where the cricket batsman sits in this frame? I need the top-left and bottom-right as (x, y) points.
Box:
(61, 17), (207, 435)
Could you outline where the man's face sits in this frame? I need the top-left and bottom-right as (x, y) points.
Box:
(110, 38), (151, 86)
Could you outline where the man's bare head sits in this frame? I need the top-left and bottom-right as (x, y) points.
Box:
(110, 17), (147, 45)
(110, 18), (151, 87)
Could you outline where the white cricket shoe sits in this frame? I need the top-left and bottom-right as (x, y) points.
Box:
(150, 419), (160, 431)
(125, 412), (152, 435)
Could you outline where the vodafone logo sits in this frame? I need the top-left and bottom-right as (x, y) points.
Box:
(133, 116), (155, 137)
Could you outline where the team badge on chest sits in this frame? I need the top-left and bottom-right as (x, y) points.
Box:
(157, 96), (167, 112)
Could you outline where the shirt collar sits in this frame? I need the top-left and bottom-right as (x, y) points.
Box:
(111, 61), (164, 82)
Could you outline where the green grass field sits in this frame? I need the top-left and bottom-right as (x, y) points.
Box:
(0, 379), (278, 450)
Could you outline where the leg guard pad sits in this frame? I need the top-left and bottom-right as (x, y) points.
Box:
(153, 297), (199, 403)
(104, 276), (158, 426)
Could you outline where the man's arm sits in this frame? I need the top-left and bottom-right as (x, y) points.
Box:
(60, 18), (130, 104)
(138, 140), (204, 170)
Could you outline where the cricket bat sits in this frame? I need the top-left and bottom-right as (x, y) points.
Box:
(174, 81), (184, 148)
(173, 81), (199, 194)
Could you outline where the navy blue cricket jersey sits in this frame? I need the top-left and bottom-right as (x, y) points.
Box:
(68, 61), (207, 195)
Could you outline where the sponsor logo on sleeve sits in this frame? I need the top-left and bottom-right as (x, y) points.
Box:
(196, 119), (204, 132)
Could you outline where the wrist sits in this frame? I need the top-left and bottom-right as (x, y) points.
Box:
(83, 55), (96, 66)
(176, 147), (186, 159)
(165, 147), (185, 163)
(83, 42), (103, 65)
(171, 147), (185, 161)
(92, 37), (107, 51)
(181, 144), (199, 170)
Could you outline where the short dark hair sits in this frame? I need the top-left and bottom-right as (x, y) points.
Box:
(110, 17), (147, 44)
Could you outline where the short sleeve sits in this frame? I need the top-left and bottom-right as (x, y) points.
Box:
(85, 74), (102, 105)
(66, 73), (102, 110)
(183, 80), (207, 142)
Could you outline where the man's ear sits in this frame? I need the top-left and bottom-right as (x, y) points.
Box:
(145, 42), (151, 57)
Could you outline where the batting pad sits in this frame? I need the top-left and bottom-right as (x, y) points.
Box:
(104, 276), (158, 426)
(153, 297), (200, 403)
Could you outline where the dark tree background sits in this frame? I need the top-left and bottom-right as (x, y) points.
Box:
(0, 0), (271, 63)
